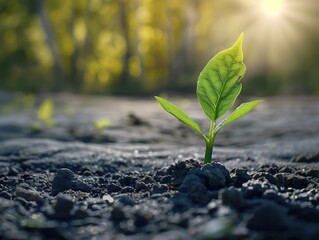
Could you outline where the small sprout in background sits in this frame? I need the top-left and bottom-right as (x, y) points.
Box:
(94, 118), (111, 133)
(37, 98), (56, 127)
(155, 33), (262, 164)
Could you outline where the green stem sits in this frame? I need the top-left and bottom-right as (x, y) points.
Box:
(204, 121), (215, 164)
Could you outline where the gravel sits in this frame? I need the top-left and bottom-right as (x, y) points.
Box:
(0, 95), (319, 240)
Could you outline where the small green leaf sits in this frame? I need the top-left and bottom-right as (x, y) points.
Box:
(155, 96), (205, 138)
(37, 98), (55, 126)
(197, 33), (246, 121)
(218, 100), (262, 130)
(94, 118), (111, 131)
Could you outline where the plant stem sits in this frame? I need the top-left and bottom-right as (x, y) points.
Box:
(204, 121), (215, 164)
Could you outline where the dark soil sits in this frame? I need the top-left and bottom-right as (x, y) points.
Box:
(0, 94), (319, 240)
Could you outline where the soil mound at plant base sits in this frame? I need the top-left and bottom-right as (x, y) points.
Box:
(0, 139), (319, 240)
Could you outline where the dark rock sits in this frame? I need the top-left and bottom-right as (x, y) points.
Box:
(292, 154), (319, 163)
(135, 181), (148, 192)
(117, 195), (135, 206)
(154, 169), (171, 184)
(177, 173), (211, 205)
(40, 204), (55, 218)
(167, 159), (201, 187)
(111, 205), (126, 222)
(121, 186), (135, 193)
(220, 187), (244, 209)
(168, 213), (189, 228)
(242, 181), (270, 198)
(0, 191), (11, 199)
(15, 197), (30, 209)
(289, 204), (319, 223)
(279, 166), (293, 173)
(275, 173), (309, 189)
(14, 201), (30, 216)
(0, 221), (29, 240)
(253, 172), (278, 185)
(82, 170), (93, 176)
(127, 112), (149, 126)
(247, 203), (292, 231)
(151, 184), (168, 194)
(52, 168), (91, 195)
(134, 210), (154, 228)
(263, 189), (286, 204)
(311, 193), (319, 205)
(107, 183), (122, 193)
(51, 193), (75, 220)
(172, 195), (192, 213)
(260, 164), (279, 174)
(196, 163), (230, 190)
(73, 208), (90, 220)
(141, 175), (154, 184)
(111, 173), (122, 181)
(178, 174), (202, 193)
(15, 187), (40, 202)
(119, 176), (137, 187)
(232, 168), (251, 187)
(8, 166), (19, 176)
(306, 169), (319, 179)
(187, 182), (210, 205)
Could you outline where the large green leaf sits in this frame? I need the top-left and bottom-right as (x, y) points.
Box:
(197, 33), (246, 121)
(217, 100), (262, 131)
(155, 96), (205, 138)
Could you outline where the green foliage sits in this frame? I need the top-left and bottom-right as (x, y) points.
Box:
(0, 1), (318, 95)
(37, 98), (55, 127)
(155, 97), (206, 140)
(217, 100), (262, 131)
(155, 34), (262, 164)
(94, 118), (111, 133)
(197, 34), (245, 121)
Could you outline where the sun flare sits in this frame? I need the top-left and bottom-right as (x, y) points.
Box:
(260, 0), (284, 17)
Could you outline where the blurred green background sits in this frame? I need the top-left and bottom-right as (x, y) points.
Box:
(0, 0), (318, 95)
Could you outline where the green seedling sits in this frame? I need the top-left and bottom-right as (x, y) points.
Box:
(155, 33), (262, 164)
(94, 118), (111, 133)
(37, 98), (55, 127)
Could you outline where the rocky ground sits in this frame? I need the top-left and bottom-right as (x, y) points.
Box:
(0, 93), (319, 240)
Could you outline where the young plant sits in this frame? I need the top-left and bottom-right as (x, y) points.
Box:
(94, 118), (111, 133)
(155, 33), (262, 164)
(37, 98), (56, 127)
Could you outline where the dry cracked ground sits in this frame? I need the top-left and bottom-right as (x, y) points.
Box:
(0, 93), (319, 240)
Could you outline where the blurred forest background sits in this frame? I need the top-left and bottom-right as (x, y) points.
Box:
(0, 0), (318, 96)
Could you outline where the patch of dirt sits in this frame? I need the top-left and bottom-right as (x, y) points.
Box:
(0, 95), (319, 239)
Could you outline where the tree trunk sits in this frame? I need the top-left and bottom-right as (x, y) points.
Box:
(37, 0), (64, 90)
(165, 0), (176, 86)
(118, 0), (131, 87)
(176, 0), (199, 80)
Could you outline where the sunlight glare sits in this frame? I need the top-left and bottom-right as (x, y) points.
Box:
(212, 0), (318, 81)
(260, 0), (284, 17)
